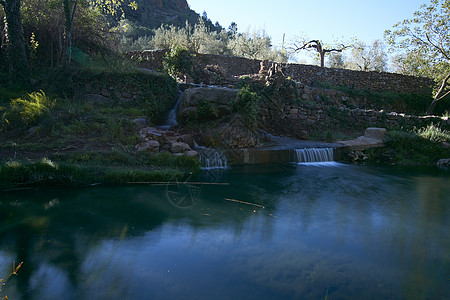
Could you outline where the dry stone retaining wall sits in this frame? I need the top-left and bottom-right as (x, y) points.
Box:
(126, 50), (435, 95)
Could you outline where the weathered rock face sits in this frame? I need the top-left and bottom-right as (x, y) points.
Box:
(178, 86), (239, 120)
(199, 114), (263, 149)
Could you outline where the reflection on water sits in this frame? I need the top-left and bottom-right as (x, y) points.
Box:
(0, 164), (449, 299)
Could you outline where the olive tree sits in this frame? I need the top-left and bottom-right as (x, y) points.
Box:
(385, 0), (450, 114)
(291, 37), (350, 67)
(347, 39), (388, 72)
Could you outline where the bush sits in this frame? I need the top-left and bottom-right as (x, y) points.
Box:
(229, 86), (260, 126)
(163, 46), (194, 79)
(1, 90), (54, 129)
(385, 127), (450, 165)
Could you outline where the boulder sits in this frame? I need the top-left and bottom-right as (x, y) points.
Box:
(139, 127), (163, 139)
(170, 142), (191, 153)
(178, 86), (239, 119)
(437, 158), (450, 168)
(185, 150), (198, 157)
(132, 117), (148, 129)
(364, 127), (387, 141)
(135, 140), (160, 152)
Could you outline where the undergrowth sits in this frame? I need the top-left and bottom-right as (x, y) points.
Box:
(383, 124), (450, 165)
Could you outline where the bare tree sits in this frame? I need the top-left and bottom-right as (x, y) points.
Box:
(292, 39), (350, 67)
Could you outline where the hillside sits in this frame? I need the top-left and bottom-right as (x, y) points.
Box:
(122, 0), (220, 30)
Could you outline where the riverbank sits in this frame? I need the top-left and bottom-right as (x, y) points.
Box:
(0, 65), (200, 190)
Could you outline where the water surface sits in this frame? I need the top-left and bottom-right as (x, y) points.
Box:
(1, 164), (449, 299)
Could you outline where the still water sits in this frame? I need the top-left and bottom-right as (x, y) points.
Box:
(0, 164), (449, 299)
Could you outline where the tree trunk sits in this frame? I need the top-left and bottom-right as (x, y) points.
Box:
(2, 0), (30, 85)
(319, 52), (325, 67)
(426, 99), (438, 115)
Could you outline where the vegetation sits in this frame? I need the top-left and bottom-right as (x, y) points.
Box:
(0, 261), (22, 300)
(118, 17), (288, 62)
(385, 0), (450, 114)
(366, 124), (450, 165)
(0, 63), (200, 189)
(229, 85), (261, 126)
(163, 46), (194, 79)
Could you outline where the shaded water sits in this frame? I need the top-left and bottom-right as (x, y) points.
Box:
(0, 164), (449, 299)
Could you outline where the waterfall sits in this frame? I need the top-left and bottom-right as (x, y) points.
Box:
(159, 92), (181, 130)
(195, 146), (228, 169)
(294, 148), (335, 163)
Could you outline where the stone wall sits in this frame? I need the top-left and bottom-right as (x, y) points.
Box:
(271, 102), (450, 133)
(126, 50), (435, 95)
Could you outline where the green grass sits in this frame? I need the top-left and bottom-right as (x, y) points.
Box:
(0, 153), (200, 189)
(382, 126), (450, 165)
(0, 66), (199, 190)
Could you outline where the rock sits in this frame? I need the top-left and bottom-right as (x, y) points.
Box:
(121, 91), (132, 98)
(185, 150), (198, 157)
(364, 127), (387, 140)
(84, 94), (112, 105)
(135, 140), (160, 152)
(178, 86), (239, 119)
(437, 158), (450, 167)
(201, 114), (262, 148)
(101, 88), (111, 97)
(132, 118), (148, 129)
(139, 127), (163, 139)
(177, 134), (195, 148)
(170, 142), (191, 153)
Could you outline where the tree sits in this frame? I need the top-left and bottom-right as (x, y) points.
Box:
(62, 0), (137, 65)
(0, 0), (30, 84)
(326, 52), (345, 69)
(347, 39), (387, 72)
(292, 39), (350, 67)
(385, 0), (450, 114)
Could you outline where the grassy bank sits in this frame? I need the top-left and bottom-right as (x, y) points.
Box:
(0, 64), (199, 189)
(366, 124), (450, 165)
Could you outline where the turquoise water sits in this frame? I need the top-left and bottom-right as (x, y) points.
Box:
(0, 164), (449, 299)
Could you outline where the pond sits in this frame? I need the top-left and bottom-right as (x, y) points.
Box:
(0, 163), (449, 299)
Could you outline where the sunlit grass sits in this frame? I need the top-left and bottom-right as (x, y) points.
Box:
(416, 123), (450, 143)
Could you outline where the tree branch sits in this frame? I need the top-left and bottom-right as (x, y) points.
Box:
(434, 72), (450, 101)
(426, 33), (450, 61)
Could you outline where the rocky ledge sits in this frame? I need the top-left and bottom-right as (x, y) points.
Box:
(135, 127), (197, 157)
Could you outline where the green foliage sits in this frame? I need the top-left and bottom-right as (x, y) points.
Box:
(385, 127), (450, 165)
(229, 85), (260, 126)
(163, 46), (194, 78)
(0, 152), (200, 189)
(385, 0), (450, 113)
(2, 90), (54, 128)
(196, 100), (220, 122)
(416, 123), (450, 143)
(120, 17), (288, 62)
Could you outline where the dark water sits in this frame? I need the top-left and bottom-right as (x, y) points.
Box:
(0, 164), (449, 300)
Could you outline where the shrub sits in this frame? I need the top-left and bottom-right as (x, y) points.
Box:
(229, 86), (260, 126)
(386, 128), (450, 165)
(2, 91), (54, 128)
(163, 46), (194, 79)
